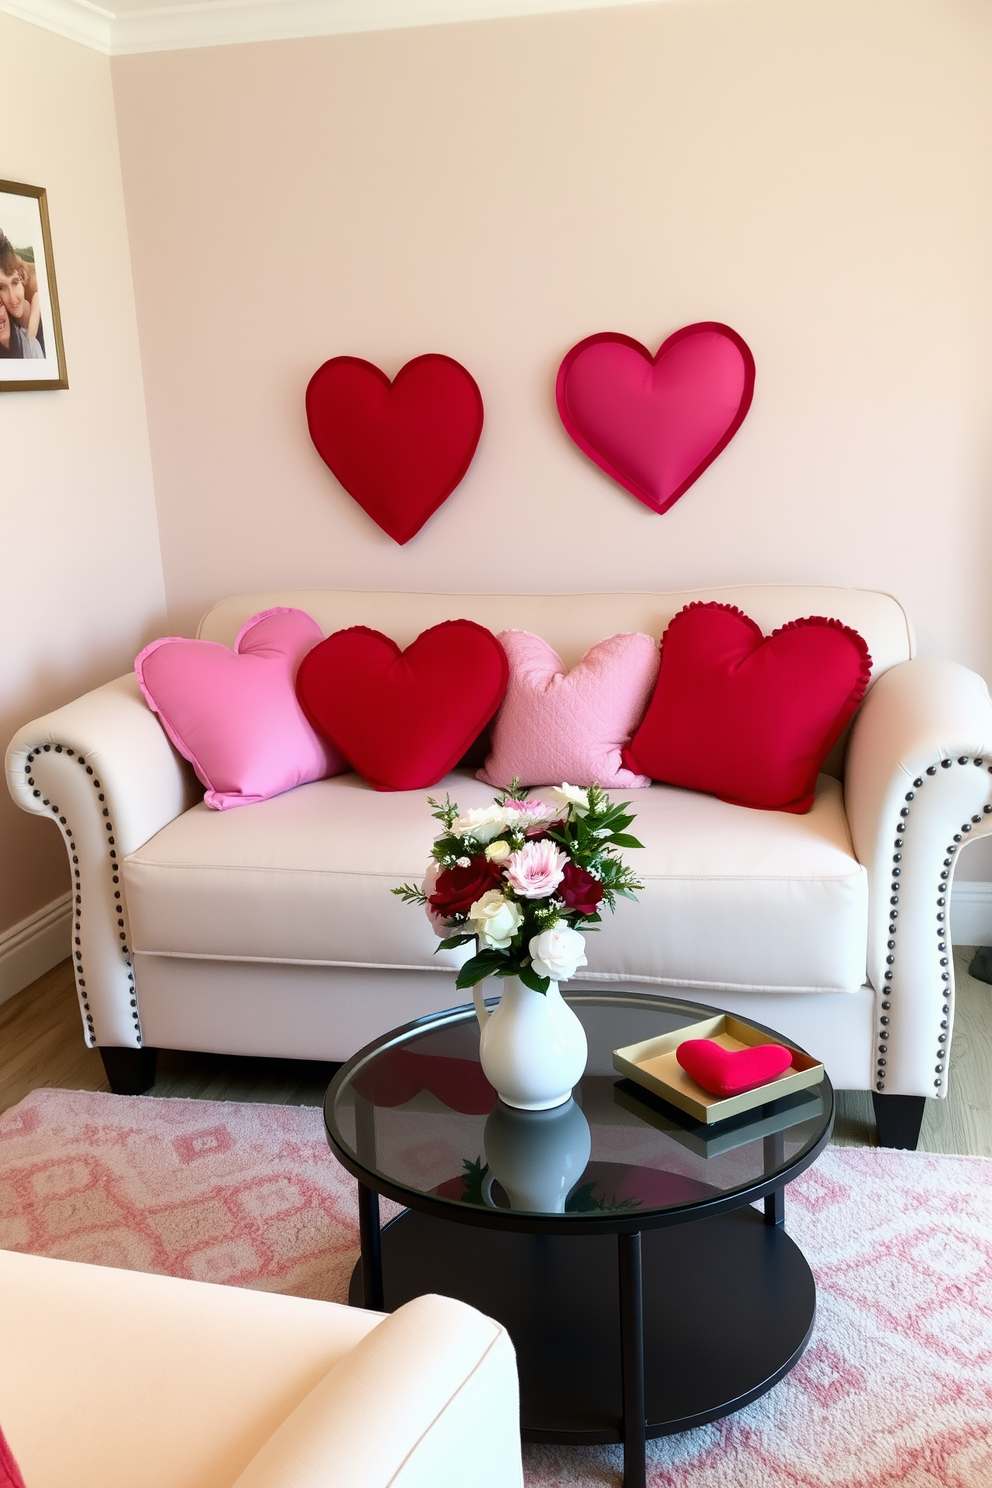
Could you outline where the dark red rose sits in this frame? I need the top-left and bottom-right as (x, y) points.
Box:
(559, 861), (604, 916)
(429, 856), (505, 918)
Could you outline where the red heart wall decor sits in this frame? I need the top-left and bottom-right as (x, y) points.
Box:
(296, 620), (508, 792)
(623, 603), (872, 814)
(676, 1039), (793, 1096)
(305, 354), (484, 545)
(556, 323), (756, 515)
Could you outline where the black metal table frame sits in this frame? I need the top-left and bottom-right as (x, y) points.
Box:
(326, 1002), (834, 1488)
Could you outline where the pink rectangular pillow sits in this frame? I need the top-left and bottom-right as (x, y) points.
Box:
(478, 629), (659, 790)
(136, 608), (346, 810)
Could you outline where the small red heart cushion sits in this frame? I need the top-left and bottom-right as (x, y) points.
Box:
(296, 621), (508, 792)
(676, 1039), (793, 1097)
(305, 354), (484, 545)
(623, 603), (871, 813)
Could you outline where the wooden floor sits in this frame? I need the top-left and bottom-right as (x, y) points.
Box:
(2, 950), (991, 1154)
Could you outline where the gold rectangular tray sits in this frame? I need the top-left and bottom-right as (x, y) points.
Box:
(612, 1014), (824, 1125)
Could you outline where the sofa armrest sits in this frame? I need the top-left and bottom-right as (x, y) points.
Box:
(844, 658), (992, 1100)
(5, 674), (200, 1048)
(231, 1293), (522, 1488)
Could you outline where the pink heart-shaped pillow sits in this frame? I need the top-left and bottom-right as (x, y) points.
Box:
(676, 1039), (793, 1097)
(556, 324), (755, 515)
(477, 630), (659, 789)
(136, 608), (345, 809)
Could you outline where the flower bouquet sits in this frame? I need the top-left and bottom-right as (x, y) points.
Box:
(394, 782), (644, 1110)
(395, 781), (644, 991)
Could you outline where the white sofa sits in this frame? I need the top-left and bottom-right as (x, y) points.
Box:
(7, 585), (992, 1147)
(0, 1249), (521, 1488)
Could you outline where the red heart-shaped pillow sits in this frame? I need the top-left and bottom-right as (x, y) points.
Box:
(305, 354), (484, 545)
(623, 603), (871, 813)
(296, 621), (508, 791)
(676, 1038), (793, 1096)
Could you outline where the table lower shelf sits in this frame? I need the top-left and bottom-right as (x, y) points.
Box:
(349, 1203), (815, 1444)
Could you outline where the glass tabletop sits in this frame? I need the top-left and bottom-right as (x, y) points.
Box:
(324, 990), (834, 1231)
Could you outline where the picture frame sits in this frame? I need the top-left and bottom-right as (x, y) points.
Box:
(0, 179), (67, 391)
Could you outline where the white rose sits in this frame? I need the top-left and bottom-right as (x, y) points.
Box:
(468, 890), (524, 950)
(529, 926), (588, 982)
(551, 784), (591, 818)
(451, 805), (507, 844)
(485, 838), (511, 862)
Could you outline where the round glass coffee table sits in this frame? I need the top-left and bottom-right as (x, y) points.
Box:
(324, 990), (833, 1488)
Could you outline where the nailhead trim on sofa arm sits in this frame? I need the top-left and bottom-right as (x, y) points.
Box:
(844, 657), (992, 1104)
(4, 674), (199, 1050)
(874, 757), (992, 1098)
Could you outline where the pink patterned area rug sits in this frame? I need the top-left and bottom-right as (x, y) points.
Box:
(2, 1088), (991, 1488)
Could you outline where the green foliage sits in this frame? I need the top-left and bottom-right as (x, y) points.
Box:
(516, 961), (551, 995)
(426, 795), (459, 831)
(460, 1156), (489, 1206)
(392, 882), (427, 905)
(565, 1181), (642, 1214)
(455, 948), (510, 989)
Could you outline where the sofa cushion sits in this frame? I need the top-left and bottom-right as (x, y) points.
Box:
(125, 769), (867, 996)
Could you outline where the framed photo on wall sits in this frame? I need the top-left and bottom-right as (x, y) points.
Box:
(0, 179), (67, 392)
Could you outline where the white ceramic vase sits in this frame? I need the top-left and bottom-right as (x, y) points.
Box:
(472, 976), (588, 1111)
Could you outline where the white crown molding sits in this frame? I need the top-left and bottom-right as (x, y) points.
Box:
(1, 0), (112, 51)
(0, 0), (677, 56)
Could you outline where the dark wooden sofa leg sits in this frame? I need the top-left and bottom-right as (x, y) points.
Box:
(872, 1093), (925, 1150)
(100, 1046), (158, 1095)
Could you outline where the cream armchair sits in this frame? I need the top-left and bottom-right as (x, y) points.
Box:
(7, 585), (992, 1150)
(0, 1250), (522, 1488)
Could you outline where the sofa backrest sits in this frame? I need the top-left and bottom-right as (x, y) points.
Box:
(199, 584), (914, 677)
(198, 586), (913, 782)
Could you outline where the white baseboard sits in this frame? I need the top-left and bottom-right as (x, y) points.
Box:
(951, 882), (992, 949)
(0, 893), (71, 1007)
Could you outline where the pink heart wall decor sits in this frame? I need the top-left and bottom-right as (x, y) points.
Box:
(305, 354), (484, 545)
(555, 323), (756, 515)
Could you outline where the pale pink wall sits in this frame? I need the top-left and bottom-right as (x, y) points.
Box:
(0, 13), (166, 935)
(112, 0), (992, 876)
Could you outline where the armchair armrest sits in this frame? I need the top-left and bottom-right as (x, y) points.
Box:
(5, 674), (200, 1048)
(231, 1293), (522, 1488)
(845, 659), (992, 1099)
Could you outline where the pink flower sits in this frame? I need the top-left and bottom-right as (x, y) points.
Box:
(504, 839), (569, 899)
(502, 799), (564, 837)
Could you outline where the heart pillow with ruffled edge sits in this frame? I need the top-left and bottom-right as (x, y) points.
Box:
(296, 620), (508, 792)
(623, 603), (871, 813)
(136, 608), (345, 810)
(478, 629), (659, 789)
